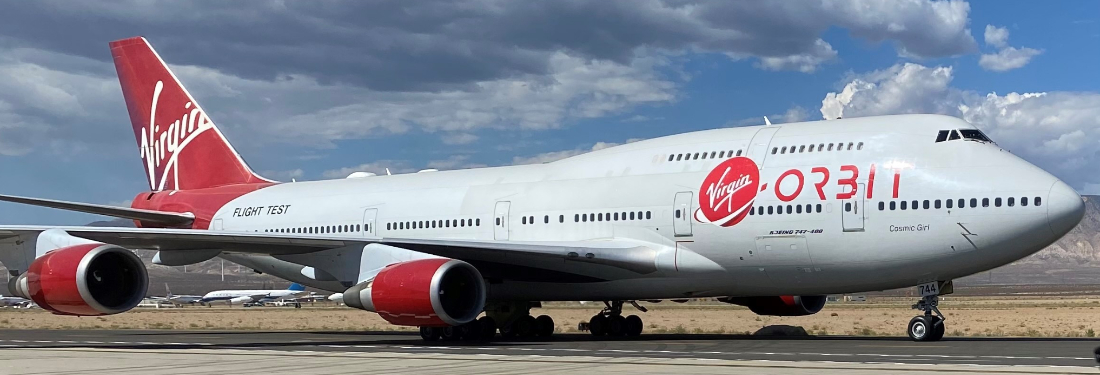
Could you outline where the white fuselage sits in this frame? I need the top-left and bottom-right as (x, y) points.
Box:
(210, 115), (1083, 301)
(201, 289), (304, 303)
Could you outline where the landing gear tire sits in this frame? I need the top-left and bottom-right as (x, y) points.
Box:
(929, 316), (945, 341)
(420, 327), (441, 341)
(909, 289), (948, 342)
(625, 315), (643, 337)
(589, 315), (609, 336)
(535, 315), (555, 337)
(460, 319), (482, 341)
(478, 316), (497, 340)
(907, 316), (934, 341)
(441, 326), (463, 341)
(607, 315), (627, 336)
(514, 315), (537, 338)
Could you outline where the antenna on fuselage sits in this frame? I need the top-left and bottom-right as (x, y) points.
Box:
(764, 116), (772, 126)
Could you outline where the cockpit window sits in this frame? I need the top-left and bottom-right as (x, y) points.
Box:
(935, 130), (949, 143)
(959, 129), (993, 143)
(948, 130), (961, 140)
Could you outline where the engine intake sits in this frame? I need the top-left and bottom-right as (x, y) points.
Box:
(344, 258), (486, 327)
(11, 244), (148, 316)
(719, 295), (827, 316)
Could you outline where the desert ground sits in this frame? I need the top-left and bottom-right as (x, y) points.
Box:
(3, 296), (1100, 338)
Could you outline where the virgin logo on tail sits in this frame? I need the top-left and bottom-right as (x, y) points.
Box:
(695, 157), (767, 227)
(139, 81), (215, 191)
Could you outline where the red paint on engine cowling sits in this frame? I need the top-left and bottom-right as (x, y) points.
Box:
(371, 258), (451, 327)
(27, 244), (105, 316)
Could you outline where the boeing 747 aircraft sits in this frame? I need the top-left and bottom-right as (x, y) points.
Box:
(0, 37), (1085, 342)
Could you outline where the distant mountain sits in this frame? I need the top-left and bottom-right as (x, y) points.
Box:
(1021, 195), (1100, 265)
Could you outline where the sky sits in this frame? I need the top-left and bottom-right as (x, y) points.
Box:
(0, 0), (1098, 225)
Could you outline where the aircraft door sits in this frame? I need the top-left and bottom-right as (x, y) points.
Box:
(494, 201), (511, 240)
(842, 183), (866, 232)
(362, 208), (378, 236)
(673, 191), (693, 237)
(746, 126), (780, 168)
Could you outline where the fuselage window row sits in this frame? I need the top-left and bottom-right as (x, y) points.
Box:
(385, 218), (482, 231)
(747, 203), (824, 216)
(772, 142), (864, 155)
(667, 149), (743, 162)
(877, 196), (1042, 211)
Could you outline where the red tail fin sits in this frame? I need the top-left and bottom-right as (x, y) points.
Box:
(110, 37), (269, 191)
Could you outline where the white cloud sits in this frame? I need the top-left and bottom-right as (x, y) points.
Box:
(511, 141), (633, 165)
(753, 40), (838, 73)
(979, 46), (1043, 72)
(440, 133), (479, 145)
(426, 155), (487, 170)
(821, 62), (1100, 190)
(978, 25), (1042, 72)
(984, 25), (1010, 48)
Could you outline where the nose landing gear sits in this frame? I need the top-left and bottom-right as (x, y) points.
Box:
(907, 281), (950, 342)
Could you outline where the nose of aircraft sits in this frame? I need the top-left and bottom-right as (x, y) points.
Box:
(1047, 179), (1085, 237)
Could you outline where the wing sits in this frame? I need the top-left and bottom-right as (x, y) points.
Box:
(0, 194), (194, 226)
(0, 226), (723, 281)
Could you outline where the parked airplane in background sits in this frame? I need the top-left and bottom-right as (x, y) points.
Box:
(200, 284), (307, 306)
(160, 283), (203, 306)
(0, 37), (1085, 342)
(0, 295), (30, 308)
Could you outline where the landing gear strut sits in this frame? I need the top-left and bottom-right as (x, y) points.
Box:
(586, 301), (644, 337)
(907, 283), (949, 342)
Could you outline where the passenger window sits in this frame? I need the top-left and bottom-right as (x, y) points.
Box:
(982, 198), (989, 207)
(816, 204), (822, 213)
(845, 202), (852, 212)
(582, 215), (588, 223)
(701, 152), (708, 159)
(674, 210), (681, 219)
(796, 205), (803, 214)
(901, 201), (907, 210)
(958, 199), (965, 208)
(935, 130), (949, 143)
(1035, 197), (1042, 206)
(923, 200), (930, 209)
(857, 142), (864, 150)
(786, 205), (793, 214)
(995, 198), (1002, 207)
(805, 204), (812, 213)
(827, 143), (834, 151)
(718, 151), (725, 158)
(799, 145), (805, 153)
(749, 208), (755, 216)
(781, 146), (787, 154)
(912, 200), (918, 209)
(693, 153), (700, 160)
(970, 198), (977, 208)
(646, 211), (651, 219)
(496, 218), (501, 225)
(667, 154), (674, 161)
(847, 142), (854, 150)
(1007, 197), (1015, 207)
(559, 215), (564, 223)
(808, 145), (814, 152)
(575, 214), (580, 222)
(736, 150), (743, 156)
(946, 199), (953, 209)
(676, 154), (683, 161)
(768, 206), (774, 215)
(1021, 197), (1028, 206)
(878, 202), (885, 211)
(598, 213), (604, 221)
(775, 205), (783, 215)
(543, 216), (548, 224)
(710, 151), (717, 158)
(771, 147), (777, 154)
(934, 200), (941, 209)
(476, 219), (481, 226)
(890, 201), (896, 210)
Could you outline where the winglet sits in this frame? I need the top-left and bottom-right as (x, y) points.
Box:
(288, 283), (305, 291)
(764, 116), (772, 126)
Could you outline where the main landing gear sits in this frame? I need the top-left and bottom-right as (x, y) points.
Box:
(907, 281), (950, 342)
(418, 301), (555, 341)
(585, 301), (644, 337)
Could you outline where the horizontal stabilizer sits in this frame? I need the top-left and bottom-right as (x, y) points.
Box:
(0, 193), (194, 226)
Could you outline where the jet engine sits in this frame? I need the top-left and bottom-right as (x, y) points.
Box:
(343, 258), (486, 327)
(9, 243), (148, 316)
(719, 295), (827, 316)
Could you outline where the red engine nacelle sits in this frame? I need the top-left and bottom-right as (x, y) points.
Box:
(9, 244), (148, 316)
(343, 258), (486, 327)
(719, 295), (827, 316)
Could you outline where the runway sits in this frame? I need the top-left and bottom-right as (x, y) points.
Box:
(0, 329), (1097, 374)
